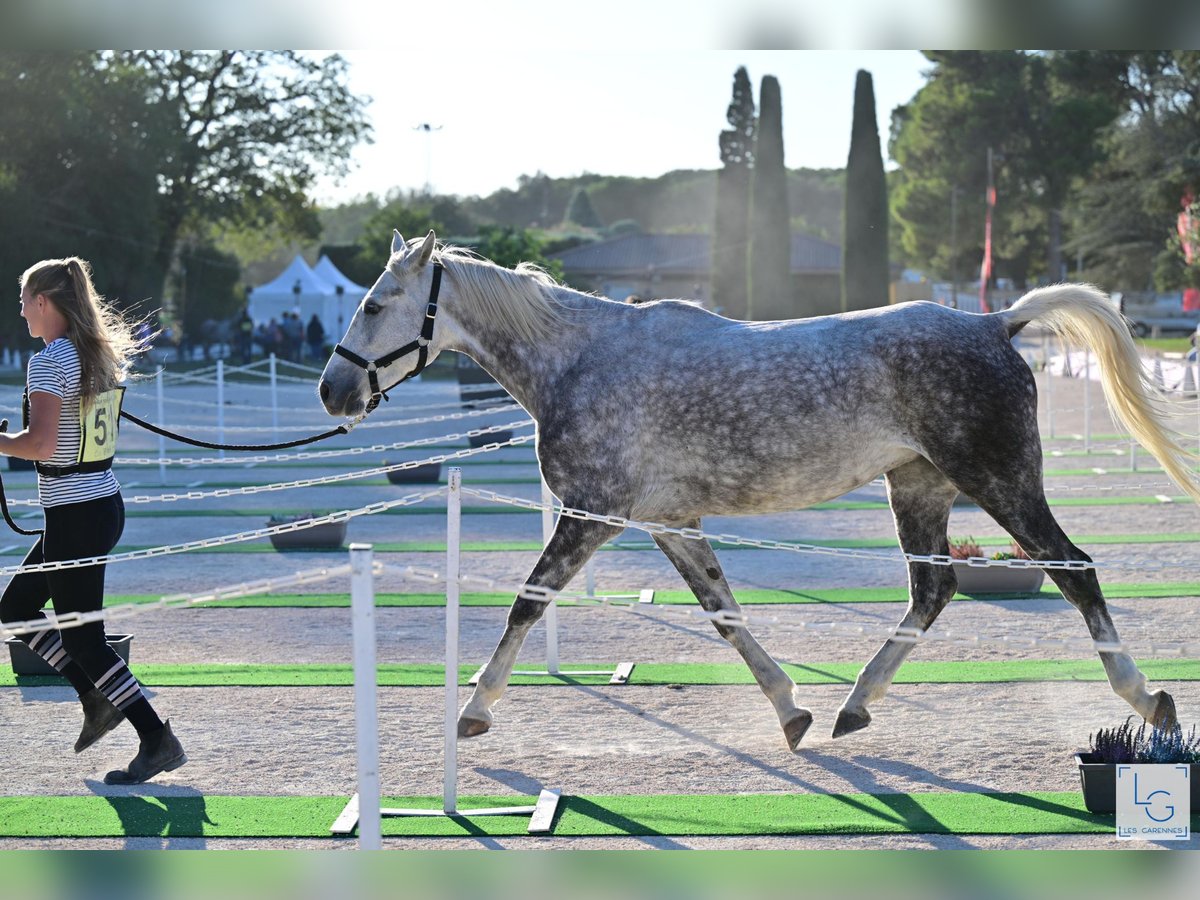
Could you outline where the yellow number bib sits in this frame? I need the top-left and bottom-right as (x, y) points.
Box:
(79, 387), (125, 465)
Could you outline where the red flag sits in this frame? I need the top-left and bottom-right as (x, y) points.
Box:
(979, 186), (996, 313)
(1179, 190), (1200, 312)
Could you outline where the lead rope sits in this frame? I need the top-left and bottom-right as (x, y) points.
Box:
(0, 419), (44, 536)
(0, 407), (369, 536)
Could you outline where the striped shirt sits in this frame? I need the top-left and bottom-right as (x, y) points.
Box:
(26, 338), (120, 507)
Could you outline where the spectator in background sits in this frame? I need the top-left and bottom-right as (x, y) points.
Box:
(282, 311), (304, 362)
(306, 314), (326, 361)
(238, 308), (253, 363)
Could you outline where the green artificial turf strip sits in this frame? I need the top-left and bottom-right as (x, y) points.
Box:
(99, 583), (1200, 608)
(10, 531), (1190, 556)
(0, 791), (1171, 838)
(5, 658), (1199, 688)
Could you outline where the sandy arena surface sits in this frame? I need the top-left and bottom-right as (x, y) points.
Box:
(1, 354), (1198, 849)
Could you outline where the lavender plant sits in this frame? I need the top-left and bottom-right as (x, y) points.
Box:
(1088, 716), (1200, 764)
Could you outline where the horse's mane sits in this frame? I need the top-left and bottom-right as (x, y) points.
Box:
(396, 241), (566, 344)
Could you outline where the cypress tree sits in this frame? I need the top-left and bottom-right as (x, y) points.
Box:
(842, 69), (890, 312)
(748, 75), (791, 320)
(564, 187), (603, 229)
(714, 66), (756, 319)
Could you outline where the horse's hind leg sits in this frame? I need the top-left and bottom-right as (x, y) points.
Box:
(834, 457), (961, 738)
(652, 527), (813, 751)
(458, 515), (624, 738)
(966, 489), (1177, 730)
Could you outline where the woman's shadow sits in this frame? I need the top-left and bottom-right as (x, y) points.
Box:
(83, 780), (213, 849)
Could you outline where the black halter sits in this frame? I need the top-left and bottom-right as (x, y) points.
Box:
(333, 262), (443, 413)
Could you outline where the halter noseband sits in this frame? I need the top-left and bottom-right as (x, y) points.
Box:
(333, 262), (443, 414)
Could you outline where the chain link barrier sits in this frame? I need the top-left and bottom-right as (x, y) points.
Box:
(457, 486), (1200, 577)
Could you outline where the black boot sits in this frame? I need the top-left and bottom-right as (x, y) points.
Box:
(103, 719), (187, 785)
(75, 688), (125, 754)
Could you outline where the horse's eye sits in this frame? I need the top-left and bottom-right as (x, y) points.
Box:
(363, 300), (382, 316)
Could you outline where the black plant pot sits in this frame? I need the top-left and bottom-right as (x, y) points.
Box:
(267, 519), (348, 551)
(8, 634), (132, 676)
(469, 429), (512, 449)
(1075, 752), (1200, 813)
(385, 461), (443, 484)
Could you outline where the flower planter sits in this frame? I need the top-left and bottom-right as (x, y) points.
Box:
(267, 519), (348, 551)
(468, 429), (513, 449)
(385, 461), (443, 484)
(7, 634), (132, 676)
(951, 563), (1045, 594)
(1075, 752), (1200, 813)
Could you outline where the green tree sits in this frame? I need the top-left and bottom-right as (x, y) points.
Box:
(843, 70), (890, 311)
(714, 66), (756, 319)
(564, 187), (604, 229)
(0, 52), (172, 311)
(892, 51), (1125, 287)
(175, 237), (243, 351)
(1067, 52), (1200, 291)
(748, 75), (791, 319)
(129, 51), (371, 299)
(471, 226), (564, 279)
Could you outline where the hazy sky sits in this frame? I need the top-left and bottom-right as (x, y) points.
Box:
(311, 50), (931, 204)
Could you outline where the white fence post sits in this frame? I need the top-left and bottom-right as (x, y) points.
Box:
(350, 543), (381, 850)
(155, 368), (166, 485)
(269, 353), (279, 443)
(216, 358), (225, 461)
(540, 475), (559, 675)
(444, 468), (462, 813)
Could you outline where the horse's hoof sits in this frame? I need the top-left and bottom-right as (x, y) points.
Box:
(1151, 691), (1178, 731)
(832, 707), (871, 739)
(457, 716), (491, 738)
(783, 710), (814, 752)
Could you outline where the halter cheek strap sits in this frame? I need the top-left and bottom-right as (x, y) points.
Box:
(333, 262), (442, 413)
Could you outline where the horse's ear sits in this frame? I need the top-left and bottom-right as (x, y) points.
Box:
(391, 230), (406, 256)
(415, 230), (437, 268)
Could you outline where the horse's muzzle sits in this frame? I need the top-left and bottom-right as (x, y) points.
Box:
(318, 377), (366, 418)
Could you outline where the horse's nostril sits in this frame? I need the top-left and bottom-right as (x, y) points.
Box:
(319, 381), (330, 402)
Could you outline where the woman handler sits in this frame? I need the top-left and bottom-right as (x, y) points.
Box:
(0, 257), (185, 784)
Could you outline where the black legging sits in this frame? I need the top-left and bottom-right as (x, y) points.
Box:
(0, 493), (125, 678)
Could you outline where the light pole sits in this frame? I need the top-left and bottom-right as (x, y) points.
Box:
(414, 123), (443, 194)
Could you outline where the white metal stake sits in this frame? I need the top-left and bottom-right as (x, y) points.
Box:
(332, 469), (560, 836)
(540, 475), (559, 675)
(444, 468), (461, 813)
(155, 368), (166, 485)
(216, 358), (225, 461)
(350, 543), (381, 850)
(269, 353), (279, 443)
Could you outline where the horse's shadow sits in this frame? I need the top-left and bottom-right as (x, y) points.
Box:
(83, 780), (212, 849)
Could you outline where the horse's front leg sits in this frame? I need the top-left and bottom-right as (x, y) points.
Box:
(458, 514), (624, 738)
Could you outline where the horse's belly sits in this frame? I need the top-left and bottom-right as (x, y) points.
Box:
(633, 443), (920, 520)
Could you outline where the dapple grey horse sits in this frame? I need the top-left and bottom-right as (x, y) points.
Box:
(319, 230), (1198, 751)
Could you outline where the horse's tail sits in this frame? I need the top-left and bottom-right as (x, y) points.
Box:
(1001, 282), (1200, 504)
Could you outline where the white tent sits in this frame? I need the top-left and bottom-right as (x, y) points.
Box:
(312, 255), (369, 338)
(247, 255), (341, 340)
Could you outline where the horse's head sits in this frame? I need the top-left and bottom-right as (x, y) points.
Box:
(319, 229), (448, 418)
